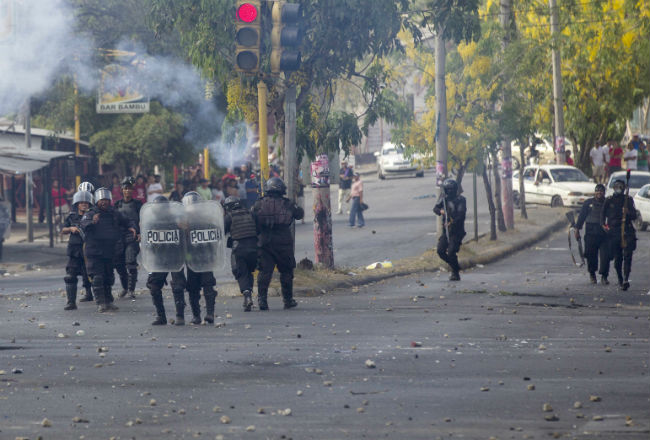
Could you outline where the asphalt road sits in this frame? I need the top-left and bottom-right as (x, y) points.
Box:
(1, 230), (648, 439)
(0, 169), (491, 295)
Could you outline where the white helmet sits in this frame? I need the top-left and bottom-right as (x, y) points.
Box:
(72, 191), (93, 206)
(94, 187), (112, 202)
(78, 181), (94, 193)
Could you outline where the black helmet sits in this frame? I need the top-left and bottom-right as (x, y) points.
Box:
(153, 195), (169, 204)
(265, 177), (286, 195)
(181, 191), (203, 206)
(224, 196), (242, 210)
(442, 178), (458, 197)
(613, 179), (625, 194)
(594, 183), (606, 192)
(121, 176), (135, 188)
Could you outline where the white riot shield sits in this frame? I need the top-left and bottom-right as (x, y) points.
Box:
(0, 201), (10, 240)
(139, 201), (185, 272)
(184, 200), (226, 273)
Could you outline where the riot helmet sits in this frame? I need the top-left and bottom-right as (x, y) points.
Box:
(613, 179), (625, 195)
(181, 191), (202, 206)
(442, 178), (458, 198)
(94, 187), (112, 202)
(121, 176), (135, 188)
(78, 181), (94, 193)
(265, 177), (286, 195)
(72, 190), (93, 206)
(153, 195), (169, 203)
(594, 183), (606, 192)
(224, 196), (242, 211)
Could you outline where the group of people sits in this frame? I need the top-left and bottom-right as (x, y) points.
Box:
(573, 179), (638, 290)
(337, 160), (365, 228)
(61, 175), (304, 325)
(590, 134), (649, 184)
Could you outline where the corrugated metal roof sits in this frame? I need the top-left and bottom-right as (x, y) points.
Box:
(0, 145), (73, 174)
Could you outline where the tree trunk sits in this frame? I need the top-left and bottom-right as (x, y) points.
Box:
(482, 167), (497, 241)
(518, 141), (528, 220)
(313, 186), (334, 268)
(492, 151), (507, 232)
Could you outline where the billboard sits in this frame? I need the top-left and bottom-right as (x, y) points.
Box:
(97, 60), (149, 114)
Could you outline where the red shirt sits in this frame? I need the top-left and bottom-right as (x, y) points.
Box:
(609, 147), (623, 167)
(52, 187), (68, 207)
(111, 185), (123, 203)
(566, 157), (574, 166)
(133, 183), (147, 203)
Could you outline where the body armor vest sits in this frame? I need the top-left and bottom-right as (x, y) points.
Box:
(65, 212), (84, 246)
(229, 209), (257, 240)
(256, 197), (293, 229)
(116, 199), (141, 224)
(586, 199), (604, 224)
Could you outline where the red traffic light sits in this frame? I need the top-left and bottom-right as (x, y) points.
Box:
(237, 3), (258, 23)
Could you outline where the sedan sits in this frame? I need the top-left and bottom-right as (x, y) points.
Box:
(512, 164), (594, 208)
(605, 170), (650, 197)
(633, 184), (650, 231)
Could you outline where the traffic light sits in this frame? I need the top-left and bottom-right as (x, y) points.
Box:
(235, 1), (261, 74)
(271, 2), (301, 75)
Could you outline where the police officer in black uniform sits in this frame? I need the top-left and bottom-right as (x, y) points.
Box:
(224, 196), (258, 311)
(601, 179), (637, 290)
(574, 183), (610, 284)
(114, 177), (143, 298)
(252, 177), (304, 310)
(433, 178), (467, 281)
(61, 190), (93, 310)
(80, 188), (137, 312)
(180, 191), (219, 324)
(143, 195), (188, 325)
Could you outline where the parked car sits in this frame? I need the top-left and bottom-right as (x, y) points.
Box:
(633, 183), (650, 231)
(605, 170), (650, 197)
(375, 142), (424, 179)
(512, 164), (594, 208)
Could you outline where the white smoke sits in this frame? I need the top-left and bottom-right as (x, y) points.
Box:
(0, 0), (253, 168)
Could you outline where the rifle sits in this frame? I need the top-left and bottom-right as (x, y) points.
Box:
(565, 211), (585, 267)
(621, 169), (631, 248)
(441, 195), (452, 238)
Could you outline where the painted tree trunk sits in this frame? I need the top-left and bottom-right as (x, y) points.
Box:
(482, 167), (497, 241)
(313, 186), (334, 268)
(492, 151), (507, 232)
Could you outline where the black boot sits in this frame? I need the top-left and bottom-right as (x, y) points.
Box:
(449, 271), (461, 281)
(172, 289), (185, 326)
(600, 275), (609, 285)
(258, 288), (269, 311)
(204, 287), (217, 323)
(127, 269), (138, 298)
(188, 290), (202, 324)
(105, 288), (118, 311)
(79, 287), (93, 302)
(242, 290), (253, 312)
(64, 284), (77, 310)
(589, 272), (597, 284)
(94, 286), (108, 313)
(622, 277), (630, 291)
(281, 280), (297, 309)
(151, 290), (167, 325)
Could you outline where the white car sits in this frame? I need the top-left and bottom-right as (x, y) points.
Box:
(633, 183), (650, 231)
(375, 142), (424, 179)
(605, 170), (650, 197)
(512, 164), (594, 208)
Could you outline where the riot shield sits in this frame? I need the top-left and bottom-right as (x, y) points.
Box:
(184, 200), (226, 272)
(0, 201), (11, 240)
(139, 201), (185, 272)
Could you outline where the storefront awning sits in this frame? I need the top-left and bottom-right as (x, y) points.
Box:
(0, 145), (73, 174)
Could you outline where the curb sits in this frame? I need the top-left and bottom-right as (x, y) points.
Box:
(293, 211), (569, 296)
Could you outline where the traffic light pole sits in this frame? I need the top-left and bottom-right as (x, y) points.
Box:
(258, 80), (269, 193)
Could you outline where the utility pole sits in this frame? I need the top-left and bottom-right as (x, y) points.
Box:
(500, 0), (514, 229)
(549, 0), (566, 164)
(284, 82), (297, 247)
(434, 31), (448, 238)
(258, 80), (269, 192)
(74, 74), (81, 188)
(24, 98), (33, 242)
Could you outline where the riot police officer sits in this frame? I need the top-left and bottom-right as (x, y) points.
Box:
(114, 177), (143, 298)
(601, 179), (637, 290)
(574, 183), (610, 284)
(224, 196), (258, 311)
(433, 178), (467, 281)
(80, 188), (136, 312)
(252, 177), (304, 310)
(141, 195), (187, 325)
(61, 190), (93, 310)
(181, 191), (219, 324)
